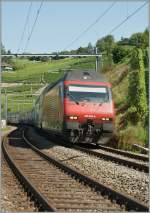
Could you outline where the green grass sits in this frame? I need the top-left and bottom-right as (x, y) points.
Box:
(118, 123), (148, 150)
(1, 84), (43, 94)
(2, 58), (77, 83)
(1, 126), (12, 131)
(1, 57), (96, 115)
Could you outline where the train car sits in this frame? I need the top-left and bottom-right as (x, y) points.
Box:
(7, 112), (21, 124)
(31, 70), (115, 144)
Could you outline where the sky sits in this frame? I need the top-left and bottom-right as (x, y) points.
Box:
(2, 1), (149, 53)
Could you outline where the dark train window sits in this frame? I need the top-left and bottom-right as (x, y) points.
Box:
(66, 85), (110, 103)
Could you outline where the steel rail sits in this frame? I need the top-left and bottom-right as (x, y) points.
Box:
(2, 136), (57, 212)
(73, 145), (149, 173)
(98, 145), (148, 161)
(23, 130), (148, 212)
(31, 128), (149, 173)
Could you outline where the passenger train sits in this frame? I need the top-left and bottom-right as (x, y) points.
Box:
(9, 70), (115, 144)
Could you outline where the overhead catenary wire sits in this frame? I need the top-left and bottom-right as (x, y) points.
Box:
(63, 1), (117, 51)
(17, 2), (33, 53)
(108, 1), (148, 35)
(23, 0), (44, 53)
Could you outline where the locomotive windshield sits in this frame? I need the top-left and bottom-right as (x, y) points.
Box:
(67, 85), (109, 103)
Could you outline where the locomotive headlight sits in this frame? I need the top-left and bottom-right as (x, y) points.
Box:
(68, 116), (78, 120)
(101, 118), (113, 121)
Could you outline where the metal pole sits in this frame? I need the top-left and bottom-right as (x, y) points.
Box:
(31, 83), (33, 95)
(18, 103), (20, 112)
(95, 47), (97, 72)
(5, 90), (8, 123)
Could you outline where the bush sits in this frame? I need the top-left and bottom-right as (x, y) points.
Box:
(128, 48), (148, 125)
(112, 45), (129, 63)
(118, 123), (148, 150)
(129, 48), (139, 69)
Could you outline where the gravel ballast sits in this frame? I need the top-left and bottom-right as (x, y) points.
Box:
(1, 156), (36, 212)
(28, 128), (149, 205)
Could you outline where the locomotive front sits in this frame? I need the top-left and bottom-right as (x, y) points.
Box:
(63, 77), (115, 144)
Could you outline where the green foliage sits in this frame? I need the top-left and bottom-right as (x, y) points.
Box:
(70, 57), (95, 70)
(112, 45), (129, 63)
(129, 48), (139, 69)
(1, 57), (97, 115)
(96, 35), (115, 54)
(145, 66), (149, 102)
(142, 28), (149, 47)
(87, 42), (94, 54)
(143, 48), (149, 67)
(28, 56), (49, 62)
(2, 58), (77, 83)
(118, 123), (148, 150)
(76, 46), (88, 54)
(129, 30), (149, 48)
(117, 37), (130, 45)
(1, 43), (12, 63)
(1, 43), (6, 54)
(137, 49), (148, 123)
(96, 35), (115, 69)
(128, 48), (147, 124)
(101, 55), (113, 72)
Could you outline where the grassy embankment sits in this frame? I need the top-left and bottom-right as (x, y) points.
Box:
(1, 57), (95, 114)
(105, 61), (148, 150)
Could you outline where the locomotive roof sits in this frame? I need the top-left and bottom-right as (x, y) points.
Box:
(40, 70), (108, 98)
(64, 70), (107, 82)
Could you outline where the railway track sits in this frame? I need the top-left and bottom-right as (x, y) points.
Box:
(34, 128), (149, 173)
(73, 144), (149, 173)
(97, 144), (148, 161)
(2, 127), (149, 211)
(1, 155), (36, 212)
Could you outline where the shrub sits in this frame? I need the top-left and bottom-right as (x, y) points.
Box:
(128, 48), (148, 125)
(112, 45), (128, 63)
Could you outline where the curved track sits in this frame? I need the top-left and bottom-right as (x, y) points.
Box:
(2, 127), (148, 212)
(73, 145), (149, 173)
(97, 145), (148, 161)
(34, 128), (148, 173)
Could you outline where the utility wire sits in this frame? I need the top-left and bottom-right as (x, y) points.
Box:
(108, 1), (148, 34)
(63, 1), (116, 51)
(17, 2), (32, 53)
(23, 0), (44, 53)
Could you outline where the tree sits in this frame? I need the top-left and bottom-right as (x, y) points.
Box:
(1, 43), (6, 54)
(142, 28), (149, 48)
(76, 46), (87, 54)
(129, 32), (148, 48)
(96, 37), (106, 52)
(96, 35), (114, 68)
(1, 43), (12, 63)
(112, 45), (128, 63)
(104, 35), (115, 55)
(87, 42), (94, 54)
(7, 50), (11, 54)
(118, 37), (130, 45)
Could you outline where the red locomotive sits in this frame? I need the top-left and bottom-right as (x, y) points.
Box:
(21, 70), (115, 144)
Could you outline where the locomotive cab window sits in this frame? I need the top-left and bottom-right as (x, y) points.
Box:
(66, 85), (110, 103)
